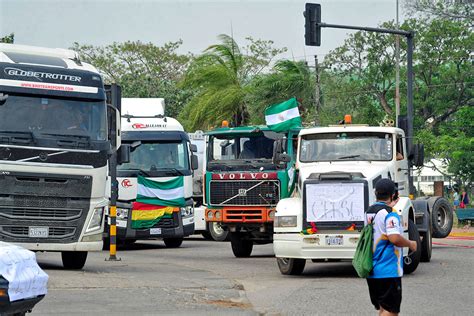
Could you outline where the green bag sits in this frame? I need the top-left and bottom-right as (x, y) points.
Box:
(352, 223), (374, 278)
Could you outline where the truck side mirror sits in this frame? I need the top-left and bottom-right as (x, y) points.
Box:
(191, 154), (199, 170)
(117, 144), (130, 164)
(410, 143), (424, 167)
(278, 153), (291, 163)
(272, 140), (283, 164)
(190, 144), (198, 152)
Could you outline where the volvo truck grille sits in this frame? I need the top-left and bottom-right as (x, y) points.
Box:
(0, 172), (92, 243)
(209, 180), (280, 206)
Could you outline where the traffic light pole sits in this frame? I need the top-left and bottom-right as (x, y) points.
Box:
(314, 21), (415, 195)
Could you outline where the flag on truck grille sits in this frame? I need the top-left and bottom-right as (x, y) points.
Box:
(265, 97), (302, 132)
(131, 202), (176, 229)
(136, 175), (186, 207)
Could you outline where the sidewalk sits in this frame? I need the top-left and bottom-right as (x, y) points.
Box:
(449, 226), (474, 237)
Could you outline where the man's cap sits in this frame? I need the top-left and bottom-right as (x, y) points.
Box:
(375, 178), (396, 195)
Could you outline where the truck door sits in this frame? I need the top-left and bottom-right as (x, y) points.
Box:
(394, 133), (409, 196)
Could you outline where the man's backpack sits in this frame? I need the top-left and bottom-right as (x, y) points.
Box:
(352, 223), (374, 278)
(352, 203), (388, 278)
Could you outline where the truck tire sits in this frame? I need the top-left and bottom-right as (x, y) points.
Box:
(201, 231), (213, 240)
(431, 198), (453, 238)
(277, 258), (306, 275)
(404, 219), (421, 275)
(208, 222), (229, 242)
(420, 217), (432, 262)
(61, 251), (88, 270)
(230, 232), (253, 257)
(163, 238), (183, 248)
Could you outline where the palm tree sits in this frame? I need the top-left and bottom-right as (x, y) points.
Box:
(248, 60), (314, 124)
(180, 34), (250, 130)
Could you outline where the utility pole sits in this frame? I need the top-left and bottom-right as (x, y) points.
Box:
(314, 55), (321, 126)
(395, 0), (400, 126)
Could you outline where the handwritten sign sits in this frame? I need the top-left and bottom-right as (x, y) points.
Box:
(306, 182), (365, 222)
(0, 242), (48, 302)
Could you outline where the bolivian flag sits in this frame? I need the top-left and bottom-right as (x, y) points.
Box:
(131, 176), (185, 229)
(131, 202), (176, 229)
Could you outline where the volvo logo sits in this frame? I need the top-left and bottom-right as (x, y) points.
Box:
(38, 152), (48, 162)
(238, 189), (247, 196)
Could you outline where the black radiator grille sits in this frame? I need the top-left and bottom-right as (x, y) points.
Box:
(153, 212), (178, 228)
(0, 172), (93, 243)
(210, 180), (280, 206)
(0, 207), (82, 220)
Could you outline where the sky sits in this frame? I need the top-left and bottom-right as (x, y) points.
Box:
(0, 0), (406, 64)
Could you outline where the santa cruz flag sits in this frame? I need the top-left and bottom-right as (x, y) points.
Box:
(265, 98), (302, 132)
(131, 175), (185, 229)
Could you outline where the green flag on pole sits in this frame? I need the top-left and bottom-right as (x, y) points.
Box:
(265, 98), (302, 132)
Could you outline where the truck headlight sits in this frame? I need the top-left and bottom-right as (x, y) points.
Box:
(86, 207), (104, 233)
(275, 216), (297, 227)
(116, 208), (129, 220)
(180, 206), (193, 217)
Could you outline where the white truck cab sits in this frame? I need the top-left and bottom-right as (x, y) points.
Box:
(113, 98), (197, 247)
(273, 124), (431, 275)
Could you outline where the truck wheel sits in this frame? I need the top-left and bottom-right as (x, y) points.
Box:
(208, 222), (229, 242)
(431, 198), (453, 238)
(420, 218), (432, 262)
(230, 232), (253, 257)
(164, 238), (183, 248)
(277, 258), (306, 275)
(102, 237), (110, 250)
(404, 219), (421, 275)
(62, 251), (88, 270)
(202, 231), (213, 240)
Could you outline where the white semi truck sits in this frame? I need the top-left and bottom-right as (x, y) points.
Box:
(0, 44), (121, 269)
(112, 98), (196, 247)
(273, 121), (452, 275)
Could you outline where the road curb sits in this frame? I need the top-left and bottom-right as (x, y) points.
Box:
(449, 232), (474, 237)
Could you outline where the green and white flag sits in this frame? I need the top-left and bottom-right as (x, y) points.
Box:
(136, 175), (186, 207)
(265, 98), (302, 132)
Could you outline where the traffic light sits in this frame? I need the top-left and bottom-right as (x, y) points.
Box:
(304, 3), (321, 46)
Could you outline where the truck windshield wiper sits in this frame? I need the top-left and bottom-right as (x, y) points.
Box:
(152, 167), (184, 175)
(337, 155), (361, 159)
(39, 132), (91, 141)
(124, 168), (152, 177)
(0, 130), (36, 144)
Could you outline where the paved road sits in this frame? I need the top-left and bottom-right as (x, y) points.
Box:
(33, 236), (474, 315)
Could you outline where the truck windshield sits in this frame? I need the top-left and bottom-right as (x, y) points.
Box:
(207, 131), (284, 168)
(300, 132), (393, 162)
(118, 141), (189, 172)
(0, 94), (107, 142)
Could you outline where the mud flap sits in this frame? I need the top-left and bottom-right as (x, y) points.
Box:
(412, 199), (430, 233)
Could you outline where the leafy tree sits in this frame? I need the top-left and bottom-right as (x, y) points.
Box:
(404, 0), (473, 24)
(323, 21), (403, 125)
(0, 33), (14, 43)
(248, 60), (314, 125)
(71, 40), (191, 118)
(179, 34), (286, 130)
(322, 18), (472, 129)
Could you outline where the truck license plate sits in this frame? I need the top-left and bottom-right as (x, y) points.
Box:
(326, 236), (343, 246)
(150, 228), (162, 235)
(29, 227), (49, 238)
(116, 220), (127, 228)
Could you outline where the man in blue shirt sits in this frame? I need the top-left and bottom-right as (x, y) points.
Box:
(366, 179), (417, 315)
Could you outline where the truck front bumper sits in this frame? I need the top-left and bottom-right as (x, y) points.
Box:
(273, 233), (360, 259)
(116, 217), (194, 240)
(11, 241), (102, 252)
